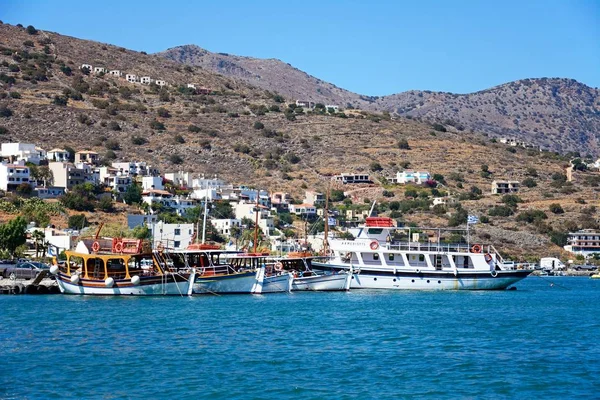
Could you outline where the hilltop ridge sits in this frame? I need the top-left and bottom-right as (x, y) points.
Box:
(160, 45), (600, 154)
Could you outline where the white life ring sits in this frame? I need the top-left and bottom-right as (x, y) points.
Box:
(370, 241), (379, 250)
(274, 262), (283, 272)
(491, 270), (498, 277)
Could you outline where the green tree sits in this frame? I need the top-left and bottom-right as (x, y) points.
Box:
(0, 216), (27, 256)
(123, 184), (142, 205)
(68, 214), (88, 229)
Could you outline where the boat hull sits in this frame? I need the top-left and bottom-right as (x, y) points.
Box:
(292, 272), (351, 291)
(262, 273), (293, 293)
(193, 269), (264, 294)
(56, 274), (192, 296)
(312, 263), (531, 290)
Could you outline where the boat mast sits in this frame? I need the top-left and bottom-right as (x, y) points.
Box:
(201, 184), (208, 244)
(253, 189), (259, 253)
(323, 184), (330, 255)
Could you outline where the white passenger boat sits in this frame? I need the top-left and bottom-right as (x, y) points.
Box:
(51, 238), (195, 296)
(273, 257), (351, 292)
(311, 217), (533, 290)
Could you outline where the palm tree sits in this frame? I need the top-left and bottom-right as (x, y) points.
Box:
(32, 230), (45, 259)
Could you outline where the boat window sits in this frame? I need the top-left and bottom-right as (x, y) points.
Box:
(388, 254), (394, 261)
(373, 253), (379, 260)
(368, 228), (383, 234)
(419, 255), (425, 262)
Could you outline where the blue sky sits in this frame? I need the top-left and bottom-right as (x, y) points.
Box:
(2, 0), (599, 95)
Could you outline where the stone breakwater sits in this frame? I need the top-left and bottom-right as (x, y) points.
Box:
(0, 278), (59, 295)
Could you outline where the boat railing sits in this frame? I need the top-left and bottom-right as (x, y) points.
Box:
(383, 241), (497, 255)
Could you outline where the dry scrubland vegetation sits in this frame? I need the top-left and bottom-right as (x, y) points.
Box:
(0, 22), (599, 260)
(161, 46), (600, 155)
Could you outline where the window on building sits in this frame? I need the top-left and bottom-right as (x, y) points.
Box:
(174, 241), (180, 248)
(174, 229), (181, 236)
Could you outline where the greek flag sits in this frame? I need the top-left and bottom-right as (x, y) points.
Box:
(327, 217), (336, 226)
(467, 215), (479, 225)
(48, 245), (57, 256)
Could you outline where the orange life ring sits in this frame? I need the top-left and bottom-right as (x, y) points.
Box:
(114, 242), (124, 253)
(370, 241), (379, 250)
(471, 244), (482, 254)
(91, 241), (100, 252)
(484, 253), (493, 263)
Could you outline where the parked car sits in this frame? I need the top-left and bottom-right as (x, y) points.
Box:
(3, 261), (50, 280)
(572, 264), (598, 271)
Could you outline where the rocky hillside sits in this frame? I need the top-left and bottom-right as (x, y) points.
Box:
(1, 23), (600, 260)
(158, 45), (363, 107)
(160, 46), (600, 155)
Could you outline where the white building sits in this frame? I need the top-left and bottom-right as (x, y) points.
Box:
(74, 150), (100, 165)
(303, 191), (324, 206)
(80, 64), (92, 71)
(1, 143), (46, 165)
(35, 186), (65, 199)
(142, 190), (197, 216)
(289, 203), (317, 216)
(155, 80), (166, 86)
(395, 170), (431, 185)
(296, 100), (315, 108)
(325, 104), (339, 112)
(332, 173), (370, 184)
(142, 176), (164, 191)
(212, 218), (242, 237)
(93, 67), (107, 74)
(0, 161), (32, 191)
(47, 148), (70, 162)
(431, 197), (457, 208)
(152, 222), (194, 250)
(564, 230), (600, 258)
(140, 76), (152, 85)
(165, 171), (192, 188)
(192, 175), (227, 190)
(191, 188), (220, 201)
(98, 167), (132, 194)
(109, 70), (122, 77)
(126, 74), (138, 83)
(112, 162), (158, 177)
(187, 83), (196, 89)
(234, 202), (274, 235)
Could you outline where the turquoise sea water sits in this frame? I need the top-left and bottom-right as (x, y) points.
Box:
(2, 277), (600, 399)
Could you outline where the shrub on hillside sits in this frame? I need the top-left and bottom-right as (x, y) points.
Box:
(149, 119), (165, 131)
(131, 136), (147, 145)
(105, 139), (120, 150)
(522, 177), (537, 188)
(516, 209), (547, 223)
(432, 123), (447, 132)
(397, 139), (410, 150)
(488, 206), (514, 217)
(549, 203), (564, 214)
(0, 106), (13, 118)
(253, 121), (265, 130)
(26, 25), (38, 35)
(68, 214), (88, 229)
(174, 135), (185, 144)
(169, 154), (183, 164)
(188, 124), (201, 133)
(157, 107), (170, 118)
